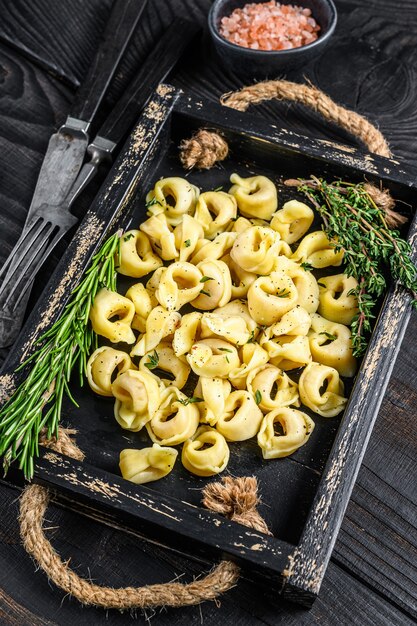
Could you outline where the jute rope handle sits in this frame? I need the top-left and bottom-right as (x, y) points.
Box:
(19, 428), (271, 610)
(179, 79), (392, 169)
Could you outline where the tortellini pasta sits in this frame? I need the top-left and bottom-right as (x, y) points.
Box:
(152, 262), (203, 311)
(193, 191), (237, 238)
(146, 386), (199, 446)
(186, 338), (240, 378)
(247, 364), (299, 412)
(308, 313), (357, 377)
(257, 408), (315, 458)
(230, 226), (285, 275)
(270, 200), (314, 244)
(292, 230), (344, 268)
(117, 230), (162, 278)
(229, 173), (278, 220)
(139, 343), (190, 389)
(216, 390), (263, 441)
(119, 444), (178, 484)
(88, 172), (361, 485)
(182, 426), (230, 476)
(191, 259), (232, 310)
(299, 362), (347, 417)
(89, 288), (136, 344)
(125, 283), (157, 333)
(87, 346), (133, 396)
(247, 271), (299, 325)
(111, 369), (162, 431)
(194, 376), (231, 426)
(318, 273), (359, 325)
(146, 176), (200, 225)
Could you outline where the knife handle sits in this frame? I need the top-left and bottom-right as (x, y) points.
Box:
(70, 0), (148, 126)
(98, 18), (199, 146)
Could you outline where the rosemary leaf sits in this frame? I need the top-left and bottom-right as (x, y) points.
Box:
(0, 231), (121, 479)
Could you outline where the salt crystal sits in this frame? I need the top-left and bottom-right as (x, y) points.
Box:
(219, 1), (320, 51)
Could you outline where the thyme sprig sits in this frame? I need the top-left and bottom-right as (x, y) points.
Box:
(0, 232), (121, 479)
(287, 177), (417, 356)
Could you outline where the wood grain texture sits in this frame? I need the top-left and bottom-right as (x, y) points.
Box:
(0, 0), (416, 622)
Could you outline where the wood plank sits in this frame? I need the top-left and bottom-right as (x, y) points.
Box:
(0, 0), (112, 86)
(333, 314), (417, 619)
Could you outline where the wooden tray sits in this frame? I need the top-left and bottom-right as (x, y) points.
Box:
(1, 84), (416, 607)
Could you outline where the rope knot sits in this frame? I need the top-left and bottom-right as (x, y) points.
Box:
(202, 476), (272, 535)
(179, 129), (229, 170)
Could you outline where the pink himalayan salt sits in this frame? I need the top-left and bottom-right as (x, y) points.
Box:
(219, 1), (320, 51)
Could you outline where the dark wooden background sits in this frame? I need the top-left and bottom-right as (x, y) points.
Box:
(0, 0), (416, 624)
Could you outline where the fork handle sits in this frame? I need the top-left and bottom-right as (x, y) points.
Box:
(70, 0), (148, 125)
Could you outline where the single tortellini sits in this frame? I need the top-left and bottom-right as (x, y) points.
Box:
(208, 300), (258, 343)
(140, 213), (178, 261)
(308, 314), (357, 377)
(182, 426), (230, 476)
(111, 369), (162, 431)
(318, 274), (359, 325)
(247, 271), (298, 326)
(269, 305), (311, 337)
(228, 173), (278, 220)
(299, 362), (347, 417)
(90, 288), (136, 344)
(191, 260), (232, 310)
(174, 215), (204, 262)
(291, 231), (344, 268)
(230, 226), (286, 275)
(270, 200), (314, 244)
(193, 191), (237, 238)
(117, 230), (163, 278)
(130, 306), (181, 357)
(228, 343), (269, 389)
(125, 283), (157, 333)
(230, 216), (270, 234)
(221, 253), (257, 299)
(139, 343), (191, 389)
(119, 444), (178, 484)
(86, 346), (133, 397)
(145, 176), (200, 225)
(200, 310), (256, 347)
(247, 364), (299, 412)
(190, 232), (237, 264)
(153, 262), (203, 311)
(186, 338), (240, 378)
(172, 311), (202, 356)
(147, 386), (200, 446)
(194, 376), (231, 426)
(216, 390), (263, 441)
(257, 408), (315, 458)
(273, 257), (319, 314)
(266, 335), (312, 370)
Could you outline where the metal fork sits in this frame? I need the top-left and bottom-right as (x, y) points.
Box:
(0, 201), (78, 309)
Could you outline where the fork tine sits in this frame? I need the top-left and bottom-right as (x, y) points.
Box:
(0, 221), (56, 302)
(0, 218), (45, 282)
(5, 224), (69, 310)
(9, 227), (68, 311)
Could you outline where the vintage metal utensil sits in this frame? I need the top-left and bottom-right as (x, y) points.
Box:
(0, 18), (198, 347)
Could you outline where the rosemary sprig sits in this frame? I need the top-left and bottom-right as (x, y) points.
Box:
(287, 177), (417, 356)
(0, 232), (121, 479)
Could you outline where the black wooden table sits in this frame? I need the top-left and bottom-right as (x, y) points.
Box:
(0, 1), (416, 624)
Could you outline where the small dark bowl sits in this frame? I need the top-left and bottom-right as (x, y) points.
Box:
(208, 0), (337, 77)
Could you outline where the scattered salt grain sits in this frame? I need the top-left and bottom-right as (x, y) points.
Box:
(219, 1), (320, 51)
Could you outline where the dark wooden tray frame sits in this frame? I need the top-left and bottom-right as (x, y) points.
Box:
(1, 84), (416, 607)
